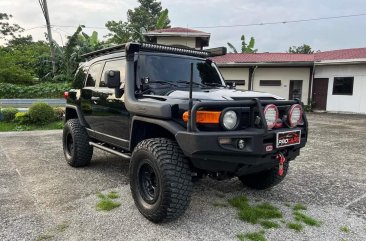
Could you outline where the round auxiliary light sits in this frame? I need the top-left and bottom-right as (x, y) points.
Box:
(264, 104), (279, 130)
(221, 110), (238, 130)
(288, 104), (303, 128)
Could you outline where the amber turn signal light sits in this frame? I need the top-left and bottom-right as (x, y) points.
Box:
(182, 111), (221, 124)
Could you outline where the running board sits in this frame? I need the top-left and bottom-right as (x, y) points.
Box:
(89, 142), (131, 159)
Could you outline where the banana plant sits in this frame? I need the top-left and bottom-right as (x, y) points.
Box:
(227, 34), (258, 53)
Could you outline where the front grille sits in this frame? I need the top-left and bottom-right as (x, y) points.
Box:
(227, 104), (296, 131)
(189, 99), (305, 132)
(239, 111), (251, 129)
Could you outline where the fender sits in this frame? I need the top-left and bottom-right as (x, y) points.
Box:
(65, 104), (89, 128)
(129, 115), (185, 151)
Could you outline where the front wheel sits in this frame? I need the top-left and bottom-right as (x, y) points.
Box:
(238, 161), (289, 190)
(129, 138), (192, 223)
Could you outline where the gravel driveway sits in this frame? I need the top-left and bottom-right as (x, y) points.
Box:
(0, 113), (365, 241)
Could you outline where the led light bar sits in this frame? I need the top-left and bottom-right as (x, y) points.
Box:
(141, 43), (210, 57)
(82, 42), (226, 60)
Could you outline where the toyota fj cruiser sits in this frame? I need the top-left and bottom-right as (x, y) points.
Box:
(63, 43), (308, 223)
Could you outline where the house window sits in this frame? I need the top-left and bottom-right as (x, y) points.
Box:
(260, 80), (281, 86)
(332, 77), (354, 95)
(225, 80), (245, 86)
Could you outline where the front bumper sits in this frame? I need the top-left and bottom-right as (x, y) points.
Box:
(175, 127), (307, 175)
(177, 98), (308, 175)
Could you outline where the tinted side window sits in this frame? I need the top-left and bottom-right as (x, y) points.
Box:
(100, 59), (126, 87)
(73, 65), (88, 89)
(85, 63), (102, 87)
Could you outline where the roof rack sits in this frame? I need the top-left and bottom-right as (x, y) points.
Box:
(81, 44), (126, 59)
(81, 42), (227, 60)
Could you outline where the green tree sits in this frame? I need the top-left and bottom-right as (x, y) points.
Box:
(0, 15), (52, 83)
(288, 44), (314, 54)
(53, 26), (105, 80)
(0, 39), (51, 84)
(0, 13), (23, 39)
(7, 35), (33, 46)
(105, 20), (133, 44)
(127, 0), (170, 41)
(227, 34), (257, 53)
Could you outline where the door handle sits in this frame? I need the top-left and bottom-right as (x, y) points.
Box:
(91, 97), (100, 101)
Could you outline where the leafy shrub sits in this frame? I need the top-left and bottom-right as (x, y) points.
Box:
(0, 108), (18, 122)
(54, 107), (65, 121)
(0, 62), (35, 85)
(52, 74), (73, 83)
(0, 82), (71, 99)
(14, 112), (31, 124)
(29, 103), (55, 125)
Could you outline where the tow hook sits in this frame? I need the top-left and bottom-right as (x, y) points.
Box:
(276, 153), (286, 176)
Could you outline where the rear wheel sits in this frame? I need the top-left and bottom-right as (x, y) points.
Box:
(130, 138), (192, 223)
(238, 162), (289, 190)
(63, 119), (93, 167)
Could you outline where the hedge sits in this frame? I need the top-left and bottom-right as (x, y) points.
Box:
(0, 108), (18, 122)
(0, 82), (71, 99)
(28, 102), (55, 124)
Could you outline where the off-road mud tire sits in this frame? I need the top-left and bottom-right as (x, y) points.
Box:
(63, 119), (93, 167)
(130, 138), (192, 223)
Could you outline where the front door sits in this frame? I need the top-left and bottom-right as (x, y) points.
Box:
(312, 78), (329, 110)
(91, 58), (130, 149)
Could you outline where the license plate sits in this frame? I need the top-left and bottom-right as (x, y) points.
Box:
(276, 130), (301, 148)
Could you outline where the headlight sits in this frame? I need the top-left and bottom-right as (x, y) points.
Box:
(221, 110), (238, 130)
(264, 104), (278, 130)
(288, 104), (303, 128)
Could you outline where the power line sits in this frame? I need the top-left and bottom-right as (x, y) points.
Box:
(192, 13), (366, 29)
(22, 12), (366, 33)
(23, 25), (46, 31)
(51, 25), (108, 30)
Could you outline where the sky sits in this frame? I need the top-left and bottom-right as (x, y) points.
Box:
(1, 0), (366, 52)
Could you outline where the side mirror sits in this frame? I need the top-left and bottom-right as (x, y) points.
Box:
(104, 70), (121, 88)
(226, 81), (236, 89)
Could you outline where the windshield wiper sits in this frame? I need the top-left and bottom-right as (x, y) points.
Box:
(148, 80), (178, 87)
(177, 80), (207, 87)
(202, 82), (226, 87)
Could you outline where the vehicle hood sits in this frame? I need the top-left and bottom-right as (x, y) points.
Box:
(165, 88), (284, 101)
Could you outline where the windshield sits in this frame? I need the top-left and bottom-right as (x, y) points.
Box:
(137, 53), (224, 87)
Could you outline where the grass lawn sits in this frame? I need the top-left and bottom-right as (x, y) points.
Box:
(0, 121), (63, 132)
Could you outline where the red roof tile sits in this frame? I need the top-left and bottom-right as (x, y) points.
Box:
(212, 53), (314, 63)
(148, 27), (209, 34)
(212, 48), (366, 64)
(314, 48), (366, 61)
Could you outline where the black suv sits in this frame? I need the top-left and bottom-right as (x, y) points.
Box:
(63, 43), (308, 222)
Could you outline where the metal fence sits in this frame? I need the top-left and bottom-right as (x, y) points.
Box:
(0, 99), (66, 108)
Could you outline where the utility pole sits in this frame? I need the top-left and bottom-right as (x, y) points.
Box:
(39, 0), (56, 75)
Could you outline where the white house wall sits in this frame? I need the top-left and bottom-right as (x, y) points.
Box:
(314, 64), (366, 114)
(157, 37), (196, 49)
(219, 68), (249, 90)
(253, 68), (310, 103)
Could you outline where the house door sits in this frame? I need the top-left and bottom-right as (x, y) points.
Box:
(312, 78), (329, 110)
(289, 80), (303, 101)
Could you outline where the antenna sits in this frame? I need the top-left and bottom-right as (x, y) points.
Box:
(187, 62), (194, 132)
